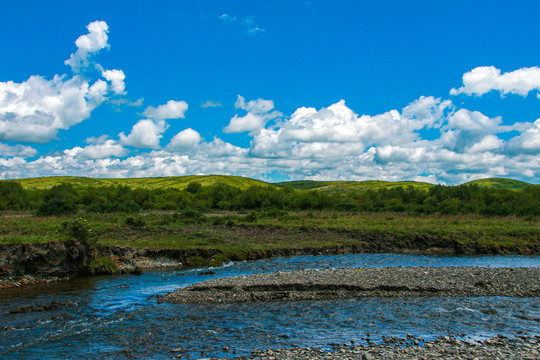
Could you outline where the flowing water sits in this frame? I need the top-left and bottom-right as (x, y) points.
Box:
(1, 254), (539, 359)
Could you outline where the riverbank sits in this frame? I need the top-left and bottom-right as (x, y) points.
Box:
(230, 335), (540, 360)
(1, 211), (539, 288)
(159, 267), (540, 304)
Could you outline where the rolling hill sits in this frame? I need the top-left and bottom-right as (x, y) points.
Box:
(10, 175), (535, 192)
(462, 178), (533, 191)
(14, 175), (269, 191)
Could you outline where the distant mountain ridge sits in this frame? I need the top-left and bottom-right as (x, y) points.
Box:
(9, 175), (536, 192)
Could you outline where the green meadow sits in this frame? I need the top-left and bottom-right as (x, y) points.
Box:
(0, 175), (538, 254)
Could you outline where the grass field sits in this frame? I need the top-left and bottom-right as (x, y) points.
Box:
(1, 210), (538, 254)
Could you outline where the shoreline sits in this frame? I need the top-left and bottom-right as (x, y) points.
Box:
(159, 267), (540, 304)
(1, 236), (539, 289)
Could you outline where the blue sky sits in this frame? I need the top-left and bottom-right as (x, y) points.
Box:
(1, 0), (540, 184)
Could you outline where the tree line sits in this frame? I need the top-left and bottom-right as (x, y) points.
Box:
(0, 180), (539, 217)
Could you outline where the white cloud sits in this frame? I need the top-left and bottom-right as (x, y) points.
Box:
(250, 97), (449, 158)
(505, 119), (540, 153)
(201, 100), (222, 108)
(224, 95), (281, 133)
(0, 20), (126, 144)
(225, 113), (269, 134)
(78, 136), (128, 159)
(439, 109), (504, 152)
(166, 128), (202, 152)
(447, 109), (501, 132)
(468, 135), (503, 153)
(235, 95), (274, 114)
(102, 69), (126, 94)
(0, 75), (106, 143)
(143, 100), (188, 120)
(119, 119), (168, 149)
(65, 20), (110, 72)
(0, 143), (37, 158)
(451, 66), (540, 97)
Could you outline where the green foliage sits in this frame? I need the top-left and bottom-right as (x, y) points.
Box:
(175, 208), (207, 224)
(37, 198), (77, 216)
(36, 183), (78, 216)
(185, 182), (202, 194)
(209, 253), (230, 267)
(464, 178), (531, 191)
(186, 256), (208, 267)
(2, 175), (540, 218)
(69, 217), (94, 243)
(0, 181), (29, 210)
(124, 216), (146, 228)
(88, 257), (118, 275)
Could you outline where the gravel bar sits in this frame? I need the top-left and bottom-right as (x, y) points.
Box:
(228, 335), (540, 360)
(158, 267), (540, 304)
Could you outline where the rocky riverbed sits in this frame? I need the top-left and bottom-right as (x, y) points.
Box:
(159, 267), (540, 304)
(228, 335), (540, 360)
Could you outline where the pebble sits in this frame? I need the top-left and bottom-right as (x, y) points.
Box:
(218, 335), (540, 360)
(159, 267), (540, 304)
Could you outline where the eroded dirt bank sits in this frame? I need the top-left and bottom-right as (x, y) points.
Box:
(1, 223), (539, 288)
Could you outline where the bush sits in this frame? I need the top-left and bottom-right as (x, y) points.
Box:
(209, 253), (230, 267)
(69, 217), (94, 243)
(185, 182), (202, 194)
(124, 216), (146, 228)
(211, 215), (237, 226)
(37, 198), (77, 216)
(186, 256), (208, 267)
(88, 257), (118, 275)
(175, 208), (207, 224)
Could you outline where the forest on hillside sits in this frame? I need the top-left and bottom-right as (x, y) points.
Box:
(1, 180), (539, 217)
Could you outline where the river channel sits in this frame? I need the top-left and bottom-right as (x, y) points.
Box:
(1, 253), (539, 359)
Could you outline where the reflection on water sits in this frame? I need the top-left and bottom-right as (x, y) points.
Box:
(1, 253), (539, 359)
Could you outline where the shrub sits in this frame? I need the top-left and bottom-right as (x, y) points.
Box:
(88, 257), (118, 275)
(185, 182), (202, 194)
(69, 217), (94, 243)
(186, 256), (208, 267)
(37, 198), (77, 216)
(124, 216), (146, 228)
(209, 253), (230, 267)
(175, 208), (207, 224)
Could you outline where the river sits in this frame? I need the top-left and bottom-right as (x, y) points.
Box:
(1, 253), (539, 359)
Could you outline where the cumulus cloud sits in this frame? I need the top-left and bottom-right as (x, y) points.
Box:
(166, 128), (202, 152)
(0, 20), (126, 144)
(119, 119), (168, 149)
(0, 75), (107, 143)
(224, 95), (281, 133)
(250, 97), (450, 158)
(78, 136), (129, 159)
(505, 119), (540, 154)
(451, 66), (540, 97)
(438, 109), (506, 152)
(102, 69), (126, 94)
(65, 20), (110, 72)
(0, 143), (37, 158)
(143, 100), (188, 120)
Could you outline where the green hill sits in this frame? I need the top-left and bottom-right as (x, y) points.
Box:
(10, 175), (536, 193)
(276, 180), (434, 192)
(463, 178), (533, 191)
(15, 175), (270, 191)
